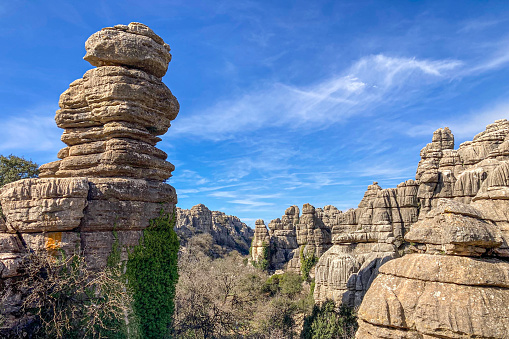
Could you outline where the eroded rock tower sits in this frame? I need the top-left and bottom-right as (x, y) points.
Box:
(0, 23), (178, 329)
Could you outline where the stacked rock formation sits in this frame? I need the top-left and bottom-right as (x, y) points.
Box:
(251, 204), (334, 273)
(356, 197), (509, 338)
(0, 23), (178, 331)
(266, 206), (299, 270)
(251, 219), (271, 263)
(314, 179), (419, 307)
(175, 204), (254, 255)
(416, 120), (509, 214)
(253, 119), (509, 314)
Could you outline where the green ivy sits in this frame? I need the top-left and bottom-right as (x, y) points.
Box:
(126, 210), (180, 339)
(300, 247), (317, 281)
(107, 228), (121, 269)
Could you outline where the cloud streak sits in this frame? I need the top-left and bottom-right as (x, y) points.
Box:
(172, 54), (462, 140)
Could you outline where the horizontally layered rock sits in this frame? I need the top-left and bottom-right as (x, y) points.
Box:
(251, 219), (271, 263)
(262, 119), (509, 312)
(356, 198), (509, 338)
(314, 180), (418, 307)
(250, 203), (334, 273)
(416, 119), (509, 214)
(175, 204), (253, 255)
(0, 23), (179, 332)
(267, 206), (299, 270)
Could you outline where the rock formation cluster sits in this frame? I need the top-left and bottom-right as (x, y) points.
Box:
(356, 197), (509, 338)
(252, 119), (509, 319)
(251, 204), (333, 274)
(0, 23), (178, 331)
(175, 204), (254, 254)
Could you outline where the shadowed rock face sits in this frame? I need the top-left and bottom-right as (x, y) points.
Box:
(0, 23), (178, 332)
(175, 204), (254, 255)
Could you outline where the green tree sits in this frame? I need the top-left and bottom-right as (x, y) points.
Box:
(126, 210), (180, 339)
(0, 154), (39, 187)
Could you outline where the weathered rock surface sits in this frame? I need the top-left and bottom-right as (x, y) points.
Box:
(356, 197), (509, 338)
(0, 23), (179, 333)
(175, 204), (253, 255)
(314, 179), (418, 307)
(255, 119), (509, 321)
(251, 203), (333, 274)
(251, 219), (271, 263)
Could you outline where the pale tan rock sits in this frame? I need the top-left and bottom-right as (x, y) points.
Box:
(380, 253), (509, 287)
(251, 219), (270, 263)
(0, 178), (88, 233)
(84, 23), (171, 78)
(357, 177), (509, 338)
(405, 208), (502, 251)
(357, 271), (509, 339)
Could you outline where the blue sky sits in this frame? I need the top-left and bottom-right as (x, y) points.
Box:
(1, 1), (509, 227)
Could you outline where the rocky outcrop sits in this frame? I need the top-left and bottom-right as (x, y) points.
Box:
(251, 204), (333, 273)
(175, 204), (253, 255)
(314, 179), (419, 307)
(0, 23), (178, 332)
(255, 119), (509, 315)
(356, 198), (509, 338)
(354, 120), (509, 338)
(251, 219), (271, 263)
(267, 206), (300, 270)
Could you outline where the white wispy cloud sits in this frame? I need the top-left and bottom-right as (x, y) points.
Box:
(228, 199), (275, 207)
(0, 107), (63, 153)
(172, 54), (462, 140)
(457, 18), (505, 33)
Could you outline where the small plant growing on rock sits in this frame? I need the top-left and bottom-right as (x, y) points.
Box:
(253, 241), (270, 270)
(300, 247), (318, 281)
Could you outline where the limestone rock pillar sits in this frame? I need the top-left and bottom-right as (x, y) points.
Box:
(0, 23), (179, 274)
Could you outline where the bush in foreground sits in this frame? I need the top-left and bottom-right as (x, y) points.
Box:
(301, 300), (358, 339)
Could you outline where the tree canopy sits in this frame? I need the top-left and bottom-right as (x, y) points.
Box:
(0, 154), (39, 187)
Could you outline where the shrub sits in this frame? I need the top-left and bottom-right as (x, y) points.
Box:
(301, 300), (358, 339)
(2, 250), (133, 339)
(126, 210), (180, 339)
(261, 272), (302, 298)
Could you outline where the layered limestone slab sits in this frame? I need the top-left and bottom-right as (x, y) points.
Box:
(358, 273), (509, 339)
(357, 176), (509, 339)
(0, 178), (89, 233)
(380, 254), (509, 288)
